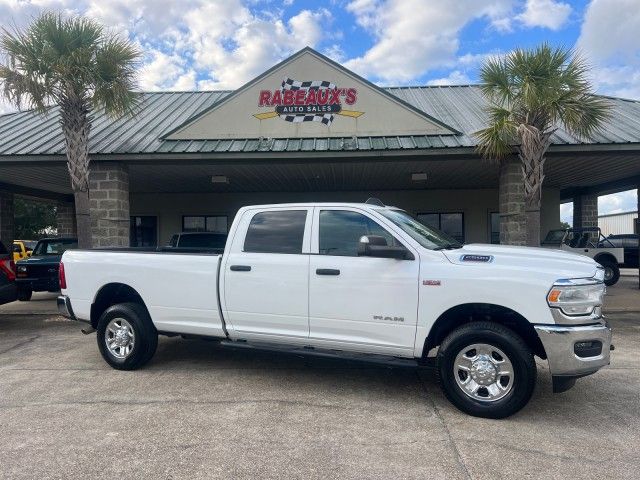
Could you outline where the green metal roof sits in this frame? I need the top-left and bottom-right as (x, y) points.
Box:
(1, 85), (639, 157)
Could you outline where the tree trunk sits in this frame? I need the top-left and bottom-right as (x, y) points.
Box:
(60, 94), (92, 249)
(517, 125), (552, 247)
(73, 189), (91, 248)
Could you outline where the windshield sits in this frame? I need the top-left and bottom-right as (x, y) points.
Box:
(33, 239), (78, 256)
(378, 209), (462, 250)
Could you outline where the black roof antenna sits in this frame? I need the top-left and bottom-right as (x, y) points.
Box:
(365, 197), (385, 207)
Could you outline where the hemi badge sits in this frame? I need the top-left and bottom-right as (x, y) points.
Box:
(423, 280), (441, 286)
(460, 254), (493, 263)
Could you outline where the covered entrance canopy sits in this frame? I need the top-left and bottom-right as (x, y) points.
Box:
(0, 47), (639, 248)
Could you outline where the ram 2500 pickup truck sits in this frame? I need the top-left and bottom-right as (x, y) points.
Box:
(58, 201), (612, 418)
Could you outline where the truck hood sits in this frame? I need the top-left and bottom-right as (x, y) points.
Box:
(441, 243), (598, 280)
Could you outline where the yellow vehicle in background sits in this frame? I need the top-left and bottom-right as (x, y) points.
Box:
(12, 240), (37, 262)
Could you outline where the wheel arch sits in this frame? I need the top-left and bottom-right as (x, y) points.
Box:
(424, 303), (546, 359)
(593, 252), (618, 265)
(90, 283), (150, 329)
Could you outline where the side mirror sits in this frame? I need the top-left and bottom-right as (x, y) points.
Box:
(358, 235), (412, 260)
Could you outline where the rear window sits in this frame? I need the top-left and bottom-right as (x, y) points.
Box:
(33, 239), (78, 255)
(244, 210), (307, 254)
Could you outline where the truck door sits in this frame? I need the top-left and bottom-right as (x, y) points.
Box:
(222, 207), (312, 342)
(308, 207), (420, 356)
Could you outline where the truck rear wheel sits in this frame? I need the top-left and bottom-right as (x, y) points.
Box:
(96, 302), (158, 370)
(437, 322), (536, 419)
(17, 287), (32, 301)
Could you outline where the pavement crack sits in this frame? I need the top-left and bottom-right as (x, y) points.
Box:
(416, 370), (473, 480)
(0, 335), (40, 356)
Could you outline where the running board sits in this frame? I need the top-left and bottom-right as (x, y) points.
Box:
(219, 340), (421, 368)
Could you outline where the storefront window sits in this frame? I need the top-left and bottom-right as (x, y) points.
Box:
(130, 216), (158, 247)
(182, 215), (228, 233)
(417, 212), (464, 243)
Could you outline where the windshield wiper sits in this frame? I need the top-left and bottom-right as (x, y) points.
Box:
(433, 243), (463, 251)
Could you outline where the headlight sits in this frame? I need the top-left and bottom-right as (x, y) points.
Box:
(547, 278), (605, 316)
(16, 265), (27, 273)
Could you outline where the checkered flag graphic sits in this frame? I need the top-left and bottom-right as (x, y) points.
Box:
(280, 78), (336, 125)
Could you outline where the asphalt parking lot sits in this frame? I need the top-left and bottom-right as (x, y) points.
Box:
(0, 295), (638, 479)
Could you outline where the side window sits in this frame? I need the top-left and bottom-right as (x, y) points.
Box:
(319, 210), (397, 256)
(244, 210), (307, 254)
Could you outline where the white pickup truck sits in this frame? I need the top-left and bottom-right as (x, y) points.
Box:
(58, 201), (612, 418)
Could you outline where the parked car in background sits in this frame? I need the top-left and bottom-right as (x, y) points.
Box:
(599, 234), (639, 268)
(0, 240), (17, 305)
(12, 240), (37, 262)
(15, 237), (77, 301)
(166, 232), (227, 252)
(541, 227), (624, 286)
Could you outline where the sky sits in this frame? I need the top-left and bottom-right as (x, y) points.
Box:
(0, 0), (638, 216)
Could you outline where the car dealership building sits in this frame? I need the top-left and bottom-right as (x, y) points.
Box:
(0, 47), (639, 248)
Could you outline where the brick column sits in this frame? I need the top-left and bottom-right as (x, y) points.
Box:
(0, 191), (14, 247)
(56, 201), (77, 237)
(89, 163), (130, 247)
(573, 193), (598, 229)
(498, 160), (526, 245)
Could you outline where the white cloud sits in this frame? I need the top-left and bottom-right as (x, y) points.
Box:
(139, 49), (196, 91)
(427, 71), (472, 86)
(577, 0), (640, 99)
(560, 202), (573, 225)
(0, 0), (335, 94)
(343, 0), (512, 84)
(599, 190), (638, 215)
(517, 0), (571, 30)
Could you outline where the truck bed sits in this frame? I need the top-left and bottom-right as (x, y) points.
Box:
(62, 250), (226, 338)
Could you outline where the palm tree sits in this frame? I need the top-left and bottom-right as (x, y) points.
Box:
(476, 44), (610, 247)
(0, 13), (140, 248)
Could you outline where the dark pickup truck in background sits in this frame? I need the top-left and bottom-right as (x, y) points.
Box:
(167, 232), (227, 251)
(0, 240), (17, 305)
(15, 237), (77, 301)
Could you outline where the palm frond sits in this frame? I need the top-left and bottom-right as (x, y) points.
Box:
(0, 11), (139, 118)
(474, 105), (518, 161)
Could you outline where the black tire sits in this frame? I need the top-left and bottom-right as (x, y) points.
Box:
(597, 258), (620, 286)
(17, 287), (32, 301)
(437, 322), (536, 419)
(96, 302), (158, 370)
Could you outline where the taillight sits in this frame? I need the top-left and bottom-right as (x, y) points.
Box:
(1, 259), (15, 282)
(59, 261), (67, 289)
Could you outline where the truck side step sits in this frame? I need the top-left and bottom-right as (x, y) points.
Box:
(219, 339), (419, 368)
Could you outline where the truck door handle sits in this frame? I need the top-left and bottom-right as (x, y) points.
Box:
(316, 268), (340, 276)
(230, 265), (251, 272)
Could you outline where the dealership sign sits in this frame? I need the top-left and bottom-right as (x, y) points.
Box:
(254, 78), (364, 126)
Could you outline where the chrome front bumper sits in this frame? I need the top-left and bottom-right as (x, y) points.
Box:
(534, 321), (612, 377)
(57, 295), (76, 320)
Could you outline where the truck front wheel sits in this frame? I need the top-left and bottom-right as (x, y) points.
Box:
(96, 302), (158, 370)
(437, 322), (536, 419)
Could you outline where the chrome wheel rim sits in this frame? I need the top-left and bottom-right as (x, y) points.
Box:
(453, 343), (514, 402)
(105, 318), (135, 359)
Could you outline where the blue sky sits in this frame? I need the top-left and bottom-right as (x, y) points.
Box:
(0, 0), (638, 216)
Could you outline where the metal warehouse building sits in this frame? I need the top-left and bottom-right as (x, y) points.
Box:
(0, 47), (639, 248)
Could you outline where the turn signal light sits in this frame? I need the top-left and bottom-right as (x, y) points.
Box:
(547, 289), (561, 303)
